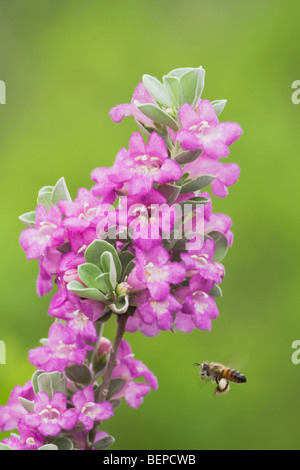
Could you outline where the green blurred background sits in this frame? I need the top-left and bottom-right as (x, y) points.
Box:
(0, 0), (299, 450)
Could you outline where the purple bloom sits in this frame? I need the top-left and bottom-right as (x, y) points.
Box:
(109, 82), (156, 127)
(184, 154), (240, 198)
(59, 188), (101, 233)
(111, 340), (158, 409)
(135, 291), (181, 331)
(20, 205), (65, 260)
(128, 245), (186, 301)
(49, 288), (106, 342)
(17, 422), (45, 450)
(0, 381), (35, 432)
(28, 323), (88, 373)
(72, 385), (114, 431)
(174, 274), (219, 332)
(181, 238), (225, 284)
(92, 133), (182, 201)
(176, 100), (242, 158)
(23, 392), (78, 437)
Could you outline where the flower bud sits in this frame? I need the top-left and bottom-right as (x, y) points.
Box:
(115, 282), (131, 297)
(97, 337), (112, 360)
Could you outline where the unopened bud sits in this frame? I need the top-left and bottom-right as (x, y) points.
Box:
(116, 282), (131, 297)
(97, 337), (112, 360)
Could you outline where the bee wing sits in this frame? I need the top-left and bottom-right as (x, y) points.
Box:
(217, 353), (249, 372)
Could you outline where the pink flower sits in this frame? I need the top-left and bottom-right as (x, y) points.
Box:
(72, 385), (114, 431)
(181, 238), (225, 284)
(28, 323), (88, 373)
(184, 154), (240, 198)
(176, 100), (242, 158)
(174, 274), (220, 332)
(111, 340), (158, 409)
(135, 291), (181, 331)
(0, 381), (35, 432)
(20, 205), (65, 260)
(109, 82), (156, 127)
(23, 392), (78, 437)
(128, 245), (186, 301)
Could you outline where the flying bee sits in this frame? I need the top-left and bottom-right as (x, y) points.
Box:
(194, 361), (247, 397)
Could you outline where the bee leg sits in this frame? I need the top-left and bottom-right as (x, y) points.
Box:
(214, 379), (230, 397)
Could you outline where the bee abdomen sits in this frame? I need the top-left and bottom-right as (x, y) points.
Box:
(220, 368), (247, 384)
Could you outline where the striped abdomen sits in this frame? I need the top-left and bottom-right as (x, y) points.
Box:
(220, 368), (247, 384)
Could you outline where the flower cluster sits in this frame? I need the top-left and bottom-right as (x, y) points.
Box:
(0, 66), (242, 450)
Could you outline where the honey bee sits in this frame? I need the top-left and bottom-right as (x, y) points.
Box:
(194, 361), (247, 396)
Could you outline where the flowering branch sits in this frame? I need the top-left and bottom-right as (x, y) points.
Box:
(0, 66), (242, 451)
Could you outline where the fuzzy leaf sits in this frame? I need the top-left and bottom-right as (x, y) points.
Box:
(37, 372), (65, 399)
(0, 444), (13, 450)
(85, 240), (121, 281)
(158, 184), (181, 204)
(178, 67), (205, 107)
(142, 74), (173, 108)
(109, 295), (129, 314)
(207, 231), (229, 262)
(93, 435), (115, 450)
(19, 211), (36, 227)
(121, 261), (135, 281)
(51, 177), (72, 206)
(78, 263), (102, 289)
(67, 281), (107, 302)
(209, 284), (223, 298)
(212, 99), (227, 117)
(135, 102), (178, 130)
(31, 370), (44, 395)
(18, 397), (34, 413)
(166, 68), (193, 79)
(53, 437), (74, 451)
(173, 148), (202, 164)
(95, 273), (113, 293)
(162, 76), (179, 105)
(37, 187), (53, 210)
(100, 252), (117, 288)
(106, 378), (126, 400)
(180, 175), (215, 193)
(38, 444), (58, 451)
(65, 364), (92, 385)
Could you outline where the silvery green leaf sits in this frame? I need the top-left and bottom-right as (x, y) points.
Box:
(162, 76), (179, 105)
(38, 444), (58, 450)
(179, 196), (210, 211)
(67, 281), (107, 302)
(106, 378), (126, 400)
(158, 183), (181, 204)
(134, 102), (178, 130)
(92, 351), (109, 378)
(78, 263), (102, 289)
(31, 370), (44, 394)
(65, 364), (92, 385)
(100, 252), (117, 288)
(174, 148), (202, 164)
(51, 177), (72, 206)
(0, 443), (13, 450)
(134, 119), (154, 137)
(40, 338), (49, 347)
(142, 74), (173, 108)
(53, 437), (74, 451)
(166, 67), (193, 79)
(121, 260), (135, 281)
(119, 251), (135, 273)
(85, 240), (121, 281)
(109, 295), (129, 314)
(93, 435), (115, 450)
(37, 186), (53, 210)
(178, 67), (205, 107)
(18, 397), (34, 413)
(18, 211), (36, 227)
(37, 371), (65, 399)
(209, 284), (223, 298)
(207, 231), (229, 262)
(95, 273), (113, 293)
(180, 175), (215, 193)
(212, 99), (227, 116)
